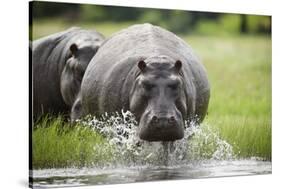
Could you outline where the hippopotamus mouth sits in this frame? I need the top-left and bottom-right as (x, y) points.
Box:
(138, 111), (185, 141)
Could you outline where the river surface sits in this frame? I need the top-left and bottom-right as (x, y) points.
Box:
(32, 160), (271, 188)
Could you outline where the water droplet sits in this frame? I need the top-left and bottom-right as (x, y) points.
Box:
(78, 111), (235, 167)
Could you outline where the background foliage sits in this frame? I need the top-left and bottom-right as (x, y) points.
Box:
(31, 1), (271, 36)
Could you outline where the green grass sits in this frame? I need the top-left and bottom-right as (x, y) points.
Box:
(32, 116), (114, 168)
(31, 20), (272, 168)
(184, 35), (271, 159)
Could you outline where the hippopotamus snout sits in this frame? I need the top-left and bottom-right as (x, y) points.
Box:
(139, 111), (184, 141)
(150, 114), (176, 127)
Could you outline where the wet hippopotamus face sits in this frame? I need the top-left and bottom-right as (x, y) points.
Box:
(130, 56), (187, 141)
(60, 37), (103, 106)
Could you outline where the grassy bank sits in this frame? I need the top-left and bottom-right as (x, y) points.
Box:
(32, 116), (114, 168)
(31, 21), (271, 168)
(186, 35), (271, 159)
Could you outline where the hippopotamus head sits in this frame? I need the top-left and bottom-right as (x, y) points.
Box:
(130, 56), (187, 141)
(60, 34), (104, 107)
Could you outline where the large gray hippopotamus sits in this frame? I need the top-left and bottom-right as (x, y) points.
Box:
(72, 24), (210, 141)
(32, 27), (105, 118)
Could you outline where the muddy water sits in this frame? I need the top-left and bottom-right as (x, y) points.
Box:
(31, 111), (271, 188)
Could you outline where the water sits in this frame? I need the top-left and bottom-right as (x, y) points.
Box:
(31, 111), (272, 188)
(32, 160), (271, 188)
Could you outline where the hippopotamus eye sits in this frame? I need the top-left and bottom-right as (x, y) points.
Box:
(168, 84), (178, 90)
(143, 83), (155, 91)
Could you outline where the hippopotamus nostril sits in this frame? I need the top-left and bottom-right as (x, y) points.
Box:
(151, 115), (158, 124)
(168, 116), (176, 124)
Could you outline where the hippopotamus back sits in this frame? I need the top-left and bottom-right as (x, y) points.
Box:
(32, 27), (104, 118)
(75, 24), (210, 141)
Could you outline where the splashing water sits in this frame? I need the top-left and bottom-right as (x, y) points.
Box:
(78, 110), (235, 167)
(32, 111), (271, 188)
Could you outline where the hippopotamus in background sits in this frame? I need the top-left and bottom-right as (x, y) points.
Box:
(72, 24), (210, 141)
(32, 27), (105, 118)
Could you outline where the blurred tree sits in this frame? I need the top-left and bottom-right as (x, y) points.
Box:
(32, 1), (79, 19)
(107, 6), (141, 21)
(139, 9), (166, 26)
(166, 10), (193, 33)
(240, 15), (248, 33)
(220, 14), (241, 34)
(80, 5), (141, 22)
(31, 2), (271, 35)
(80, 5), (107, 22)
(139, 9), (204, 34)
(247, 15), (271, 34)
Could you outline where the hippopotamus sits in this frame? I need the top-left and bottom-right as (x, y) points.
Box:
(32, 27), (105, 118)
(72, 24), (210, 141)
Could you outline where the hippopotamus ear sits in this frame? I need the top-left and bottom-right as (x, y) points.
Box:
(70, 43), (78, 57)
(175, 60), (182, 71)
(138, 60), (146, 72)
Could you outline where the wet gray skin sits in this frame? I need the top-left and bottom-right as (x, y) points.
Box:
(130, 57), (186, 141)
(32, 27), (105, 119)
(72, 24), (210, 141)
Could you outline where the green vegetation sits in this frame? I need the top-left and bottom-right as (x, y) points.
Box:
(32, 116), (114, 168)
(32, 21), (271, 169)
(32, 1), (271, 35)
(31, 19), (135, 39)
(185, 35), (271, 159)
